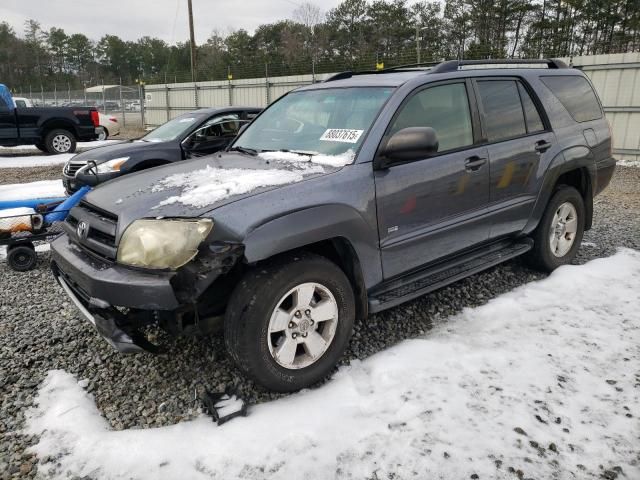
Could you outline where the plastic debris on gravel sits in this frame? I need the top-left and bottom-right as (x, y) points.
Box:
(24, 249), (640, 480)
(0, 180), (65, 200)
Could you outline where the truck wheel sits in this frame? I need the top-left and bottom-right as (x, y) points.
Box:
(225, 253), (355, 392)
(7, 244), (37, 272)
(527, 186), (585, 272)
(44, 129), (76, 154)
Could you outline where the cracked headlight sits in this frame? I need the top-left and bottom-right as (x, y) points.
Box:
(95, 157), (129, 174)
(117, 218), (213, 269)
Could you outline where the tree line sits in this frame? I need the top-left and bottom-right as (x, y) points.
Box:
(1, 0), (638, 90)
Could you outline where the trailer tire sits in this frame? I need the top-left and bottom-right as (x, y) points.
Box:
(7, 244), (37, 271)
(44, 129), (76, 154)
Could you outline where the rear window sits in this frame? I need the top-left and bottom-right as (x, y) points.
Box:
(541, 75), (602, 122)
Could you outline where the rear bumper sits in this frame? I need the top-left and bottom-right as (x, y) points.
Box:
(51, 234), (179, 310)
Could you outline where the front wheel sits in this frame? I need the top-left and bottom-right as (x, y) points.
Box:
(224, 253), (355, 392)
(44, 129), (76, 154)
(527, 186), (585, 272)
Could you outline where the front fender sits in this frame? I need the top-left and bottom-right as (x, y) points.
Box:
(243, 204), (383, 288)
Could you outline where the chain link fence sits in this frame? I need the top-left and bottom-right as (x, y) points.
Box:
(14, 83), (144, 132)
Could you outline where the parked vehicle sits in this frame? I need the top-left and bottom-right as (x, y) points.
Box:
(51, 59), (616, 392)
(0, 85), (100, 154)
(61, 106), (261, 194)
(97, 113), (120, 140)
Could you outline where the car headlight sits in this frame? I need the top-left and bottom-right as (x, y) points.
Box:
(95, 157), (129, 174)
(117, 218), (213, 269)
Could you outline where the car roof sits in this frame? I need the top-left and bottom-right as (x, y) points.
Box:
(296, 59), (582, 91)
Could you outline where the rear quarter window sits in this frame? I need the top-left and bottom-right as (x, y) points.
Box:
(540, 75), (602, 122)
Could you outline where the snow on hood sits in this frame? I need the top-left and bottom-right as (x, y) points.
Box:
(151, 163), (325, 209)
(258, 149), (355, 168)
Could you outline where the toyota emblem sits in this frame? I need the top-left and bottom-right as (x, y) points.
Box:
(76, 221), (89, 239)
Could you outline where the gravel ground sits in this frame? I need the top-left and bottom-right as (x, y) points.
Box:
(0, 166), (638, 479)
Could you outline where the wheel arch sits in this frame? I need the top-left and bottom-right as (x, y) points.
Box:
(524, 146), (596, 234)
(40, 119), (79, 139)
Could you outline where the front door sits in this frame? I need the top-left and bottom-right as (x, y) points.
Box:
(374, 81), (491, 279)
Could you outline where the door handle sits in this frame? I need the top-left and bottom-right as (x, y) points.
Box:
(465, 156), (487, 171)
(534, 140), (552, 153)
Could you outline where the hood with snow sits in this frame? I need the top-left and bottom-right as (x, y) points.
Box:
(82, 150), (354, 222)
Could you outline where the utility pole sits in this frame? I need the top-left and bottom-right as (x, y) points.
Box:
(188, 0), (197, 82)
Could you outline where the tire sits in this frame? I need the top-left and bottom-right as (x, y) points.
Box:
(97, 128), (108, 141)
(44, 129), (76, 154)
(527, 185), (585, 272)
(34, 142), (48, 153)
(224, 253), (355, 392)
(7, 244), (37, 272)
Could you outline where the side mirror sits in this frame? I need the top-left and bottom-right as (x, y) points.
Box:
(376, 127), (439, 168)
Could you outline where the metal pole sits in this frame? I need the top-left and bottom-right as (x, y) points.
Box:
(139, 83), (145, 129)
(188, 0), (197, 82)
(29, 85), (32, 103)
(119, 78), (125, 127)
(265, 63), (270, 104)
(40, 85), (44, 105)
(102, 80), (106, 112)
(227, 66), (232, 106)
(54, 83), (57, 106)
(67, 82), (71, 104)
(416, 25), (420, 64)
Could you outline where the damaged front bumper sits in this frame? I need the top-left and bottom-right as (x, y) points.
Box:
(50, 234), (243, 354)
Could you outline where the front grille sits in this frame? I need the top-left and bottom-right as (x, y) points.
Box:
(64, 160), (88, 176)
(66, 201), (118, 260)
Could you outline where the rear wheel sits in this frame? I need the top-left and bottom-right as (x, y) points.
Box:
(44, 129), (76, 154)
(224, 253), (355, 392)
(527, 186), (585, 272)
(97, 128), (109, 141)
(7, 244), (37, 272)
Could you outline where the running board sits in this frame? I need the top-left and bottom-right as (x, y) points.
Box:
(368, 238), (533, 313)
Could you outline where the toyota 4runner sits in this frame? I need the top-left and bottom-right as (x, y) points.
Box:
(51, 59), (616, 392)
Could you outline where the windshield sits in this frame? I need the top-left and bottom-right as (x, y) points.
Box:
(142, 114), (201, 142)
(233, 87), (393, 157)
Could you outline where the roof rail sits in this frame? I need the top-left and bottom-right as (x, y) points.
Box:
(429, 58), (569, 74)
(324, 70), (381, 82)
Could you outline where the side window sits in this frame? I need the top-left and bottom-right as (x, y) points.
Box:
(389, 83), (473, 153)
(540, 75), (602, 122)
(198, 114), (241, 139)
(14, 99), (26, 108)
(477, 80), (526, 142)
(517, 83), (544, 133)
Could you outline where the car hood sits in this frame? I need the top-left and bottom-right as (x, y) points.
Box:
(82, 151), (343, 224)
(71, 139), (170, 162)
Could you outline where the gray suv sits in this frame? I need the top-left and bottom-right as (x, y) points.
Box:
(51, 59), (616, 392)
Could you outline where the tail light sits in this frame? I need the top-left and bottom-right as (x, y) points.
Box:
(109, 117), (118, 123)
(90, 110), (100, 127)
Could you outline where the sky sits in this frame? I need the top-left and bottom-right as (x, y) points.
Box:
(0, 0), (344, 44)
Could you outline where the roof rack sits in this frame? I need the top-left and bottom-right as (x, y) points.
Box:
(429, 58), (569, 74)
(324, 58), (569, 83)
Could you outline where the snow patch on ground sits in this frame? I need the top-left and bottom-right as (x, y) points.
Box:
(0, 180), (65, 201)
(152, 164), (324, 208)
(617, 159), (640, 168)
(25, 249), (640, 480)
(0, 153), (75, 169)
(258, 149), (355, 168)
(0, 140), (120, 155)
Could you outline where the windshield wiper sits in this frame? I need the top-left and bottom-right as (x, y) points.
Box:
(228, 146), (258, 156)
(262, 149), (314, 157)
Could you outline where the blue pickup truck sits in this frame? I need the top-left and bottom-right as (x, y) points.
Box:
(0, 84), (100, 154)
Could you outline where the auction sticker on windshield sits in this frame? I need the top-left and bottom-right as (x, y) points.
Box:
(320, 129), (364, 143)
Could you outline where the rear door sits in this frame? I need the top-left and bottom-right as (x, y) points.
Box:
(473, 78), (555, 238)
(0, 95), (18, 146)
(374, 80), (491, 278)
